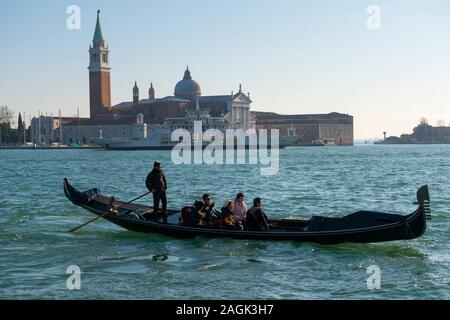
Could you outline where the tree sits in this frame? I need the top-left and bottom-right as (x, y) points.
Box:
(18, 113), (23, 143)
(0, 106), (17, 145)
(0, 122), (11, 145)
(0, 106), (14, 124)
(419, 117), (428, 125)
(436, 119), (445, 127)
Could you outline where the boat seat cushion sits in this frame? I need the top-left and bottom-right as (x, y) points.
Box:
(306, 216), (326, 232)
(72, 188), (101, 204)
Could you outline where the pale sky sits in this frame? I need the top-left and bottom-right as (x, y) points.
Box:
(0, 0), (449, 139)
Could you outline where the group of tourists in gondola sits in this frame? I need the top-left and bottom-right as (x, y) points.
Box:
(145, 161), (270, 231)
(181, 193), (270, 231)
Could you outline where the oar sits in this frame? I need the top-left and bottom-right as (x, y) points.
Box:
(68, 191), (151, 233)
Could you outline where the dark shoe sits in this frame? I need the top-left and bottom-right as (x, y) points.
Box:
(162, 211), (168, 223)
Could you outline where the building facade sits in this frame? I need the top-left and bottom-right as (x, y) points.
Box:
(377, 121), (450, 144)
(110, 68), (254, 132)
(254, 112), (354, 145)
(30, 114), (146, 145)
(29, 116), (89, 145)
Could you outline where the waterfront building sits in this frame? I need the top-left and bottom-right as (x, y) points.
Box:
(29, 115), (85, 145)
(30, 113), (146, 145)
(377, 120), (450, 144)
(110, 69), (254, 132)
(254, 112), (354, 146)
(29, 10), (353, 146)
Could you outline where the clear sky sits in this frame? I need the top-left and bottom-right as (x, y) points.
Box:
(0, 0), (449, 139)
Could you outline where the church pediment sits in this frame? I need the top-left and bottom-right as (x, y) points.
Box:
(232, 92), (252, 103)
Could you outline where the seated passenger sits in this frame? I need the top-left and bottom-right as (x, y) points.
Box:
(181, 206), (193, 225)
(233, 192), (248, 225)
(181, 200), (206, 226)
(192, 200), (206, 225)
(220, 200), (235, 227)
(244, 198), (270, 231)
(202, 193), (219, 225)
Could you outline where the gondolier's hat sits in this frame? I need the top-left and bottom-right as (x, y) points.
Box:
(154, 161), (161, 168)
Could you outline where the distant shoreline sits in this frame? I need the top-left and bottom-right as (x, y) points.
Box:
(4, 143), (450, 150)
(0, 143), (306, 150)
(373, 142), (450, 145)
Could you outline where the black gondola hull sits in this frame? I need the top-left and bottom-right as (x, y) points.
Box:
(64, 179), (429, 244)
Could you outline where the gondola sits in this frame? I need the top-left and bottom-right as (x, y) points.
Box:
(63, 178), (431, 244)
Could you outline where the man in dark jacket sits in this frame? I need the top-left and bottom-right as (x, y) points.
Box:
(202, 193), (219, 225)
(145, 162), (168, 223)
(244, 198), (269, 231)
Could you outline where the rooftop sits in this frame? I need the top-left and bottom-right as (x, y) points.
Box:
(253, 112), (353, 125)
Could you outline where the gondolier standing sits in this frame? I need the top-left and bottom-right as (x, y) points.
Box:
(145, 162), (168, 223)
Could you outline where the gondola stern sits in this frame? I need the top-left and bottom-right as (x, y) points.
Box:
(416, 185), (431, 221)
(403, 185), (431, 240)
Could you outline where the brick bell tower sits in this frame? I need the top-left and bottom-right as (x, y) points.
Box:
(88, 10), (111, 119)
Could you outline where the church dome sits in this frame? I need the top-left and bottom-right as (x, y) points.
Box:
(174, 67), (201, 100)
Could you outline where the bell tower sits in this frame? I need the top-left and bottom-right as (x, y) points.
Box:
(133, 81), (139, 105)
(88, 10), (111, 119)
(149, 83), (155, 99)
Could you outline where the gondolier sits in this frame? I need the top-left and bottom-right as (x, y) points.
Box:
(145, 162), (168, 223)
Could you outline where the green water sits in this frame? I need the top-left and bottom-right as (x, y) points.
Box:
(0, 145), (449, 299)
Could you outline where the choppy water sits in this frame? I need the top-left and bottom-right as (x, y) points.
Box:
(0, 145), (449, 299)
